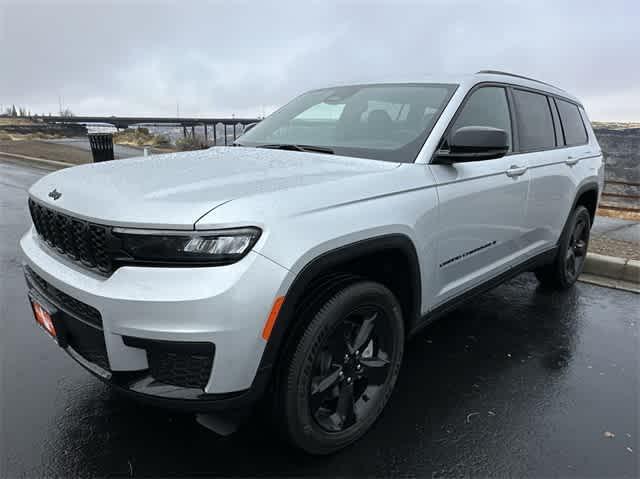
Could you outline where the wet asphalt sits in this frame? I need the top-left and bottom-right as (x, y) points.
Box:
(1, 160), (638, 478)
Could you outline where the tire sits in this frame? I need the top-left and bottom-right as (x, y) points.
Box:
(535, 205), (591, 290)
(276, 280), (404, 455)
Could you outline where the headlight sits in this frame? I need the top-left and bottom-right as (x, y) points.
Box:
(111, 227), (261, 266)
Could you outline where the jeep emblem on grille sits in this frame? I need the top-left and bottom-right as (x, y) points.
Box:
(48, 189), (62, 200)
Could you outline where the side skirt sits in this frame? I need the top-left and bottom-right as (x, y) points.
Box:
(408, 246), (558, 338)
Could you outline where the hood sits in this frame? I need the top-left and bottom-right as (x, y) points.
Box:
(28, 147), (398, 229)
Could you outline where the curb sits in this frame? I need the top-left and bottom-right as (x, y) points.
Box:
(583, 252), (640, 284)
(0, 152), (76, 170)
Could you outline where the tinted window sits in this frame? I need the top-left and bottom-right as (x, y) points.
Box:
(450, 87), (512, 151)
(513, 89), (555, 151)
(549, 97), (564, 146)
(556, 99), (588, 146)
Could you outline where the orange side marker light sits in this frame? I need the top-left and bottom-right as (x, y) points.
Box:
(262, 296), (285, 340)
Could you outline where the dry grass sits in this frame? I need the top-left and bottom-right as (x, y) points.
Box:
(0, 117), (36, 126)
(176, 134), (208, 151)
(0, 140), (91, 165)
(592, 121), (640, 130)
(0, 132), (68, 141)
(113, 127), (171, 147)
(597, 207), (640, 222)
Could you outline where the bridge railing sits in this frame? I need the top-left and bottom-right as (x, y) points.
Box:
(40, 115), (261, 146)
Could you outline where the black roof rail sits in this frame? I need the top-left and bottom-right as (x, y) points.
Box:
(476, 70), (566, 92)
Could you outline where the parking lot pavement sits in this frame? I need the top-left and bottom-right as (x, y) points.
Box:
(1, 160), (638, 477)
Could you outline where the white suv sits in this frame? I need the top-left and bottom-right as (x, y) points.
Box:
(21, 71), (603, 454)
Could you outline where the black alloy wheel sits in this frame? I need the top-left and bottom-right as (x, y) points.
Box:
(565, 213), (589, 282)
(277, 280), (404, 454)
(535, 205), (591, 289)
(309, 306), (394, 432)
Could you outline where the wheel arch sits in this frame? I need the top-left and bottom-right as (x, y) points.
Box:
(570, 181), (600, 227)
(252, 234), (422, 395)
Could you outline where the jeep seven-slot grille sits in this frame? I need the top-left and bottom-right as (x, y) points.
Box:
(28, 199), (113, 273)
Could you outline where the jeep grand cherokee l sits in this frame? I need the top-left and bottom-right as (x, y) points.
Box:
(21, 70), (603, 454)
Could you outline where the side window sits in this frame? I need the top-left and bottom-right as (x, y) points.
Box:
(512, 89), (555, 151)
(549, 97), (564, 146)
(556, 99), (588, 146)
(450, 87), (512, 151)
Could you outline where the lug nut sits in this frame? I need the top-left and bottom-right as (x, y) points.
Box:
(346, 377), (352, 383)
(356, 364), (362, 371)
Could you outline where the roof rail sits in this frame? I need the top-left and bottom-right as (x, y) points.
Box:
(476, 70), (566, 92)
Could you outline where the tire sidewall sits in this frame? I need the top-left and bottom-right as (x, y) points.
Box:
(556, 205), (591, 287)
(282, 281), (404, 454)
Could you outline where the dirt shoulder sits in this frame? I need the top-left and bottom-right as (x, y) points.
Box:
(0, 140), (91, 165)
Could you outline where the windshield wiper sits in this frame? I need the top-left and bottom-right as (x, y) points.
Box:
(255, 143), (334, 155)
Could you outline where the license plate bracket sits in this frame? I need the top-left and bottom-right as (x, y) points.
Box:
(28, 291), (68, 348)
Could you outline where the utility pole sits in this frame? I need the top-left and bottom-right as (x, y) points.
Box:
(176, 101), (180, 119)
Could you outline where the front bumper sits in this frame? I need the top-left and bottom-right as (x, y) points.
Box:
(20, 227), (289, 409)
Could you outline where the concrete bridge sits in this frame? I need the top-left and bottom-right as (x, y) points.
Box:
(40, 115), (261, 144)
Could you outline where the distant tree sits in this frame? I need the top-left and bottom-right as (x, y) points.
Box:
(60, 108), (74, 118)
(11, 105), (17, 117)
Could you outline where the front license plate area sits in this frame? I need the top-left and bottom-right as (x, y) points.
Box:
(28, 292), (68, 347)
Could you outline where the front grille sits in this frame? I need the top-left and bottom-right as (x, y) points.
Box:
(123, 337), (215, 390)
(28, 199), (113, 274)
(25, 266), (102, 328)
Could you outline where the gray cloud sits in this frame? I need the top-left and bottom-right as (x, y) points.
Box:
(1, 0), (638, 120)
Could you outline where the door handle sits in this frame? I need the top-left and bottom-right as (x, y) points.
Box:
(566, 156), (580, 166)
(506, 165), (527, 177)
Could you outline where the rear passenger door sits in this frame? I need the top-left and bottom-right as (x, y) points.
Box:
(517, 91), (589, 255)
(429, 86), (530, 306)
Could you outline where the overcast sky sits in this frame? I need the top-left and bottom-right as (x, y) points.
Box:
(1, 0), (638, 121)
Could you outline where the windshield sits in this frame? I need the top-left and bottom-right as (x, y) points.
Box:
(237, 83), (457, 163)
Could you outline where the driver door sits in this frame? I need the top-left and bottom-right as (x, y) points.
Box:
(429, 86), (530, 307)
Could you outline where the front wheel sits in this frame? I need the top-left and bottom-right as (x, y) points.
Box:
(277, 281), (404, 454)
(535, 205), (591, 289)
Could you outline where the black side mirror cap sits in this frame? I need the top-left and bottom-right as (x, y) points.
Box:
(434, 126), (509, 163)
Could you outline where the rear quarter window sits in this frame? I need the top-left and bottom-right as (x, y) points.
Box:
(512, 89), (555, 151)
(556, 99), (588, 146)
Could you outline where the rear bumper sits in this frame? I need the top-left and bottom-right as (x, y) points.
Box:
(20, 227), (289, 409)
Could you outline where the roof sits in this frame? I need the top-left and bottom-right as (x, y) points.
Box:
(468, 70), (580, 104)
(310, 71), (582, 105)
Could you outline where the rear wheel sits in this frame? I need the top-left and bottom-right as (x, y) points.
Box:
(535, 205), (591, 289)
(277, 281), (404, 454)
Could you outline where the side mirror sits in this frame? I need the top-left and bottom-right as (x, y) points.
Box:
(434, 126), (509, 163)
